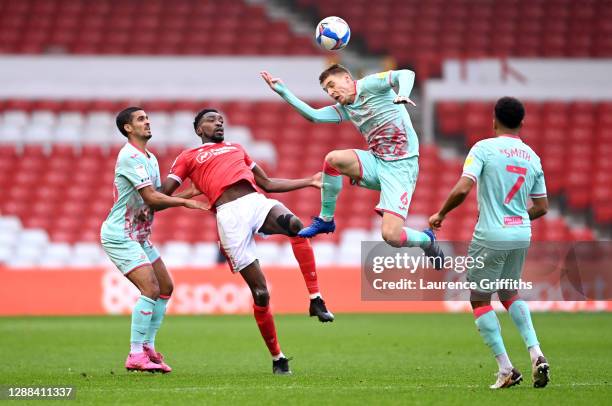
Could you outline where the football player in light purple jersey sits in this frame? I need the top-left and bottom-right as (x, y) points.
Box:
(101, 107), (207, 373)
(429, 97), (550, 389)
(261, 64), (443, 268)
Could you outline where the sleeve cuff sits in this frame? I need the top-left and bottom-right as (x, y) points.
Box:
(167, 174), (183, 185)
(461, 173), (477, 182)
(135, 181), (153, 190)
(332, 105), (343, 122)
(529, 193), (547, 198)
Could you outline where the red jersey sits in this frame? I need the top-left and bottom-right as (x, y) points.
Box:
(168, 142), (257, 206)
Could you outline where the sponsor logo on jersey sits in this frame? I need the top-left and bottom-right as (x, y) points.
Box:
(504, 216), (524, 226)
(196, 146), (239, 164)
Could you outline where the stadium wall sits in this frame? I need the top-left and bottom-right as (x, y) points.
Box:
(0, 56), (330, 100)
(2, 266), (609, 316)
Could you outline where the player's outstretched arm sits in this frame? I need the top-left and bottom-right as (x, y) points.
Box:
(155, 178), (209, 212)
(175, 183), (203, 199)
(253, 165), (321, 193)
(528, 197), (548, 220)
(260, 71), (341, 123)
(160, 177), (181, 196)
(139, 185), (207, 211)
(160, 178), (202, 199)
(429, 176), (474, 230)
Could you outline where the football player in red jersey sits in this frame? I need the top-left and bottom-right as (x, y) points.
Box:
(161, 109), (334, 375)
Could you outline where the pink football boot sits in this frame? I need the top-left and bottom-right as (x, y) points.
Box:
(125, 352), (162, 372)
(143, 345), (172, 373)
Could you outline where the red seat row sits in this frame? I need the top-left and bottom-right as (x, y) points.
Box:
(0, 0), (322, 56)
(0, 98), (598, 242)
(297, 0), (612, 80)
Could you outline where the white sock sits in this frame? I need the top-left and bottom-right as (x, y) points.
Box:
(309, 293), (322, 299)
(320, 216), (333, 222)
(272, 352), (285, 361)
(528, 345), (543, 363)
(130, 342), (143, 354)
(495, 352), (513, 373)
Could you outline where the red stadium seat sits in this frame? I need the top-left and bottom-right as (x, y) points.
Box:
(436, 102), (464, 135)
(1, 0), (608, 62)
(0, 96), (604, 251)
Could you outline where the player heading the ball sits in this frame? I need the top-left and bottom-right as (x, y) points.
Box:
(261, 65), (445, 269)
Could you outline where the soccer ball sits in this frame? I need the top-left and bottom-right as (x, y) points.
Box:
(315, 16), (351, 51)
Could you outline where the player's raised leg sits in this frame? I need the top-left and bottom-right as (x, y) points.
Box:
(375, 156), (444, 267)
(298, 150), (360, 238)
(239, 260), (291, 375)
(143, 257), (173, 373)
(500, 290), (549, 388)
(259, 204), (334, 322)
(380, 212), (445, 270)
(124, 265), (163, 373)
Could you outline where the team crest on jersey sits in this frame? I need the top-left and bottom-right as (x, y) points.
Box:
(196, 151), (213, 163)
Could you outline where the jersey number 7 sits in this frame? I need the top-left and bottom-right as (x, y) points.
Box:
(504, 165), (527, 204)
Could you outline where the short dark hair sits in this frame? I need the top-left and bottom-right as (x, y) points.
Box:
(193, 108), (219, 131)
(494, 97), (525, 130)
(116, 106), (144, 137)
(319, 63), (351, 84)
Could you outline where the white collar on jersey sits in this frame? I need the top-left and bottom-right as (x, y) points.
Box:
(201, 142), (230, 147)
(127, 141), (151, 158)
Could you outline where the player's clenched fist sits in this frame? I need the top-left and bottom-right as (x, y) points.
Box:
(428, 212), (445, 230)
(393, 95), (416, 106)
(310, 172), (323, 189)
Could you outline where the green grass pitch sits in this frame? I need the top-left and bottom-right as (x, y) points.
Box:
(1, 313), (610, 405)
